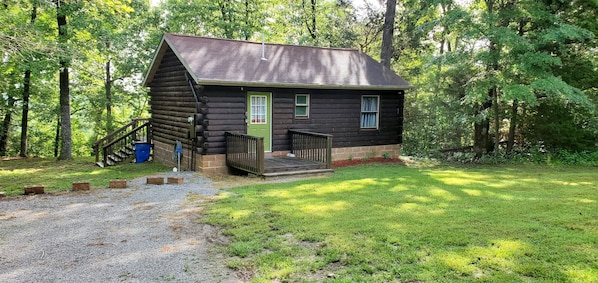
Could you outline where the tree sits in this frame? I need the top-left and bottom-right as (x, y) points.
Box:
(0, 96), (15, 156)
(19, 1), (38, 157)
(380, 0), (397, 68)
(0, 0), (594, 160)
(399, 0), (596, 159)
(160, 0), (265, 40)
(55, 0), (72, 160)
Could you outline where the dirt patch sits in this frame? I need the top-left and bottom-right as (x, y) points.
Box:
(0, 156), (29, 161)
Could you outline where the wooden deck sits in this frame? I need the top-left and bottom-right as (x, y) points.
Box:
(225, 131), (333, 178)
(262, 156), (333, 178)
(264, 156), (326, 172)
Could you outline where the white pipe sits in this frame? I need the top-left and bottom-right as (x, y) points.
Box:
(261, 33), (267, 61)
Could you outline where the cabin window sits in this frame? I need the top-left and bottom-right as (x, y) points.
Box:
(250, 95), (267, 124)
(295, 94), (310, 118)
(360, 95), (379, 129)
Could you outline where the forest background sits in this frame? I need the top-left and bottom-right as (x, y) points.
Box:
(1, 0), (596, 163)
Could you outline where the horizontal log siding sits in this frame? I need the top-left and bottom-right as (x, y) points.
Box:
(270, 89), (404, 151)
(202, 86), (246, 154)
(148, 47), (197, 153)
(199, 86), (403, 154)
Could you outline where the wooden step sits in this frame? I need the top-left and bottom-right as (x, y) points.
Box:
(108, 155), (123, 163)
(261, 168), (334, 179)
(114, 152), (127, 159)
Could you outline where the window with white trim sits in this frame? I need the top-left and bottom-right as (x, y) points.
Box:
(250, 95), (267, 124)
(360, 95), (379, 129)
(295, 94), (310, 118)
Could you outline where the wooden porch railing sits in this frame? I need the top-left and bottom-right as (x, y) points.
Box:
(93, 118), (150, 164)
(225, 132), (265, 175)
(290, 130), (333, 169)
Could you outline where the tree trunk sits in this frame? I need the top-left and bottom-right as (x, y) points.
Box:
(218, 1), (233, 39)
(506, 22), (525, 155)
(19, 4), (36, 157)
(493, 88), (500, 156)
(302, 0), (318, 40)
(54, 116), (60, 158)
(244, 0), (250, 40)
(105, 59), (113, 134)
(473, 95), (493, 160)
(472, 0), (499, 161)
(0, 96), (16, 156)
(506, 99), (518, 154)
(380, 0), (397, 68)
(19, 70), (31, 157)
(473, 117), (490, 160)
(56, 0), (72, 160)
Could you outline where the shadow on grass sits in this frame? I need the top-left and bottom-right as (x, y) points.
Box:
(0, 157), (168, 196)
(203, 164), (598, 282)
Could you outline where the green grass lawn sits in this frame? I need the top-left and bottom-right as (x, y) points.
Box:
(0, 157), (168, 196)
(202, 163), (598, 282)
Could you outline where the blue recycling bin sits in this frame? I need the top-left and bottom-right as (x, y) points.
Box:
(135, 143), (152, 163)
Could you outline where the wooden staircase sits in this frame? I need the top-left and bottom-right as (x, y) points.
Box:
(96, 143), (135, 167)
(93, 119), (151, 168)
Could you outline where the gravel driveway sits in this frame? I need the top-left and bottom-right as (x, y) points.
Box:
(0, 172), (240, 283)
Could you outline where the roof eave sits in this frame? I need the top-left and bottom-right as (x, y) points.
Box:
(142, 37), (167, 87)
(142, 35), (200, 87)
(195, 79), (413, 91)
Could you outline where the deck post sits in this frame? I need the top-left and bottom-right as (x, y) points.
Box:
(257, 137), (265, 174)
(326, 135), (332, 169)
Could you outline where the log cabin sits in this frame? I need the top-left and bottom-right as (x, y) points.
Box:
(142, 33), (411, 176)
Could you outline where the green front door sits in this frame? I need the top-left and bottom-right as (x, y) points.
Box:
(247, 92), (272, 152)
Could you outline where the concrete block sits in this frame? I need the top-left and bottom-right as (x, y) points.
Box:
(72, 182), (91, 191)
(167, 177), (184, 185)
(146, 177), (164, 185)
(24, 185), (45, 195)
(109, 180), (127, 189)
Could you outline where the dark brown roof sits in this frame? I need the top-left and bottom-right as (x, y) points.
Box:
(143, 33), (412, 90)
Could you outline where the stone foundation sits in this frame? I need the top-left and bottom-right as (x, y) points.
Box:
(153, 140), (195, 171)
(153, 139), (401, 177)
(195, 154), (228, 176)
(331, 144), (401, 161)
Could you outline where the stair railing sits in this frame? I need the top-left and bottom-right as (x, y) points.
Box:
(289, 130), (333, 169)
(225, 132), (265, 175)
(93, 118), (150, 165)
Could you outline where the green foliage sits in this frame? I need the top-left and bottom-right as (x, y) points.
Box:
(401, 0), (597, 160)
(478, 147), (598, 167)
(527, 100), (597, 152)
(1, 0), (596, 160)
(203, 164), (598, 282)
(0, 0), (158, 157)
(160, 0), (267, 40)
(548, 150), (598, 166)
